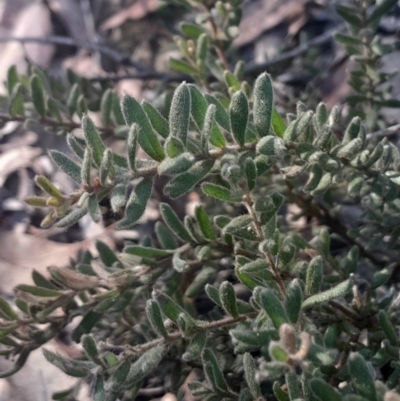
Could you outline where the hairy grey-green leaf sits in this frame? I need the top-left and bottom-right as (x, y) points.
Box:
(121, 94), (165, 161)
(230, 90), (248, 147)
(50, 150), (81, 184)
(82, 115), (105, 167)
(253, 72), (274, 137)
(119, 177), (153, 228)
(169, 82), (191, 146)
(164, 160), (214, 199)
(302, 277), (353, 309)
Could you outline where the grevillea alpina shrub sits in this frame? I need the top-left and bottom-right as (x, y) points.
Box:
(0, 1), (400, 400)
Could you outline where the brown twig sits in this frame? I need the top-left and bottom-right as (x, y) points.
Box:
(0, 112), (114, 136)
(0, 35), (146, 71)
(243, 193), (286, 297)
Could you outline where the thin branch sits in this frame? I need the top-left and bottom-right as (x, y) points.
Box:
(244, 24), (347, 75)
(243, 193), (286, 297)
(0, 35), (146, 72)
(88, 71), (193, 83)
(122, 311), (258, 355)
(0, 112), (114, 135)
(0, 24), (346, 85)
(367, 123), (400, 140)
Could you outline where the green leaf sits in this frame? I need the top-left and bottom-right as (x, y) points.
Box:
(124, 245), (170, 258)
(368, 0), (398, 23)
(202, 348), (231, 393)
(57, 204), (89, 228)
(268, 341), (289, 362)
(243, 353), (261, 398)
(230, 91), (248, 146)
(205, 284), (222, 307)
(195, 205), (215, 240)
(82, 335), (101, 365)
(256, 136), (285, 157)
(273, 381), (290, 401)
(165, 136), (185, 158)
(310, 378), (343, 401)
(146, 299), (168, 338)
(169, 57), (198, 75)
(185, 267), (215, 297)
(259, 288), (289, 328)
(49, 150), (81, 184)
(164, 160), (214, 199)
(46, 96), (62, 122)
(160, 202), (192, 242)
(190, 84), (210, 131)
(105, 360), (130, 393)
(158, 153), (195, 176)
(180, 22), (204, 38)
(224, 71), (240, 91)
(155, 222), (177, 250)
(305, 255), (323, 297)
(81, 148), (91, 187)
(34, 175), (63, 199)
(169, 82), (191, 146)
(119, 177), (153, 228)
(82, 115), (105, 167)
(283, 110), (313, 143)
(127, 123), (138, 171)
(302, 278), (353, 309)
(30, 74), (46, 117)
(253, 72), (274, 137)
(348, 353), (376, 401)
(96, 241), (120, 268)
(183, 331), (207, 361)
(336, 4), (363, 28)
(9, 83), (25, 117)
(271, 109), (286, 137)
(99, 148), (113, 185)
(67, 134), (85, 160)
(100, 89), (113, 126)
(335, 33), (362, 46)
(7, 65), (18, 95)
(201, 104), (215, 153)
(201, 182), (240, 202)
(204, 93), (230, 131)
(223, 215), (257, 241)
(67, 83), (79, 117)
(285, 372), (301, 400)
(284, 279), (303, 323)
(196, 33), (209, 62)
(88, 195), (101, 223)
(0, 297), (18, 320)
(121, 94), (165, 161)
(153, 291), (194, 324)
(126, 344), (166, 385)
(172, 250), (190, 273)
(43, 349), (94, 377)
(142, 100), (169, 139)
(378, 310), (397, 346)
(110, 183), (127, 213)
(245, 158), (257, 191)
(219, 281), (239, 318)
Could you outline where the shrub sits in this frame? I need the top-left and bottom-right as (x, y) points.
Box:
(1, 1), (400, 400)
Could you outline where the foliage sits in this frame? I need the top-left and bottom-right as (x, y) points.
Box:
(1, 0), (400, 401)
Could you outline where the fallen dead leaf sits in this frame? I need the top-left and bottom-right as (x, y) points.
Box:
(100, 0), (160, 31)
(233, 0), (309, 48)
(0, 146), (42, 186)
(0, 224), (113, 295)
(0, 3), (53, 95)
